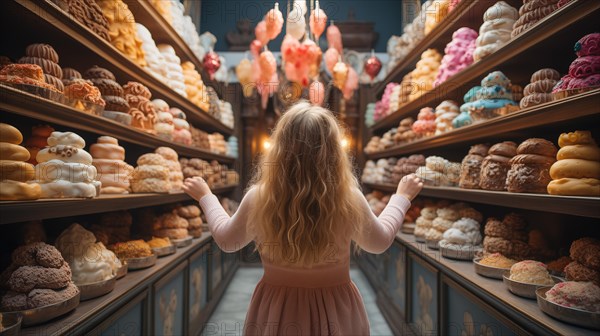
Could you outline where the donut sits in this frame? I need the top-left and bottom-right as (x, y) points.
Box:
(564, 262), (600, 286)
(89, 78), (124, 97)
(131, 178), (170, 193)
(0, 180), (41, 200)
(103, 95), (130, 113)
(37, 145), (93, 165)
(83, 65), (116, 81)
(0, 160), (35, 181)
(132, 165), (169, 180)
(557, 145), (600, 161)
(547, 177), (600, 196)
(575, 33), (600, 58)
(558, 131), (596, 147)
(62, 68), (81, 80)
(520, 93), (553, 108)
(137, 153), (165, 166)
(568, 56), (600, 79)
(7, 262), (71, 293)
(488, 141), (517, 157)
(549, 159), (600, 179)
(524, 79), (558, 96)
(123, 81), (152, 99)
(0, 63), (44, 82)
(516, 138), (557, 157)
(18, 56), (63, 78)
(25, 44), (59, 64)
(0, 143), (31, 161)
(531, 68), (561, 82)
(90, 141), (125, 161)
(0, 123), (24, 144)
(44, 74), (64, 92)
(38, 179), (98, 198)
(177, 205), (201, 218)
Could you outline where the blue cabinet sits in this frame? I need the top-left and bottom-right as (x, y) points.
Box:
(210, 242), (223, 293)
(94, 291), (147, 336)
(386, 242), (407, 318)
(153, 262), (187, 336)
(188, 245), (210, 335)
(409, 252), (439, 336)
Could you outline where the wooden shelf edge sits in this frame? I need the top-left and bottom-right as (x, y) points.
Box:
(0, 85), (236, 163)
(0, 185), (238, 225)
(366, 89), (600, 159)
(363, 183), (600, 218)
(14, 0), (233, 135)
(394, 232), (595, 336)
(20, 233), (214, 336)
(370, 0), (600, 132)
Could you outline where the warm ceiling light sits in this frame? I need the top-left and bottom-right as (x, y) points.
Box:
(263, 140), (272, 150)
(341, 137), (349, 149)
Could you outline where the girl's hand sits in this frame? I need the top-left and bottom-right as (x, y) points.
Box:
(396, 174), (423, 201)
(183, 177), (212, 201)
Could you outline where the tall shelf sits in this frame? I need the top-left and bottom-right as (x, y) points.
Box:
(358, 0), (600, 335)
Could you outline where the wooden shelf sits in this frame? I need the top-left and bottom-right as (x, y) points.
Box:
(371, 0), (600, 132)
(363, 183), (600, 218)
(0, 85), (236, 163)
(0, 185), (238, 225)
(395, 232), (596, 336)
(366, 89), (600, 159)
(9, 0), (233, 135)
(20, 233), (214, 336)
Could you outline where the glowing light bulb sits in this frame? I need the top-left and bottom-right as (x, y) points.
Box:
(263, 140), (272, 150)
(341, 138), (349, 149)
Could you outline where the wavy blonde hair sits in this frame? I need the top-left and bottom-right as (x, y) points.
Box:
(249, 101), (366, 266)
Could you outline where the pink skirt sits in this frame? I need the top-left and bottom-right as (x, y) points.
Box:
(244, 263), (370, 336)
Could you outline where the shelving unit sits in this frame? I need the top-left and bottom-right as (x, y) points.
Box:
(8, 0), (232, 135)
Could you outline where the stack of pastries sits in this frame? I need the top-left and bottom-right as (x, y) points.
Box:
(91, 136), (134, 194)
(0, 123), (41, 200)
(18, 43), (64, 92)
(130, 153), (171, 193)
(480, 141), (517, 191)
(564, 238), (600, 286)
(483, 213), (530, 260)
(506, 138), (557, 193)
(176, 205), (203, 238)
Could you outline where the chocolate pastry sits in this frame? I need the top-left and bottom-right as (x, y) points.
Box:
(507, 138), (557, 193)
(570, 237), (600, 271)
(564, 261), (600, 286)
(89, 78), (124, 96)
(12, 242), (63, 268)
(1, 282), (79, 311)
(44, 74), (64, 92)
(84, 65), (116, 81)
(18, 56), (63, 78)
(104, 95), (130, 113)
(7, 262), (71, 293)
(25, 44), (59, 64)
(480, 141), (517, 190)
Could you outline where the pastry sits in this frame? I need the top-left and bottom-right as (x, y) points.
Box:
(0, 63), (59, 92)
(136, 23), (168, 82)
(407, 49), (442, 101)
(62, 68), (82, 86)
(434, 27), (478, 87)
(546, 281), (600, 313)
(480, 141), (517, 190)
(459, 144), (489, 189)
(564, 262), (600, 286)
(506, 138), (557, 193)
(152, 100), (175, 140)
(434, 100), (459, 135)
(147, 236), (172, 249)
(0, 123), (41, 200)
(155, 147), (183, 191)
(23, 125), (54, 164)
(55, 223), (121, 284)
(152, 211), (189, 239)
(520, 68), (560, 108)
(509, 260), (554, 285)
(553, 33), (600, 95)
(130, 153), (170, 193)
(170, 108), (193, 145)
(512, 0), (559, 38)
(474, 2), (518, 62)
(439, 218), (482, 250)
(425, 0), (450, 35)
(123, 81), (157, 133)
(479, 253), (516, 268)
(469, 71), (518, 122)
(110, 240), (153, 259)
(547, 256), (572, 274)
(91, 136), (133, 194)
(569, 237), (600, 271)
(52, 0), (110, 41)
(84, 65), (129, 113)
(64, 80), (106, 108)
(157, 44), (187, 97)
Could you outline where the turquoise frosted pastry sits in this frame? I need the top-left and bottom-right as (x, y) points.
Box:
(481, 71), (511, 88)
(476, 85), (513, 100)
(470, 98), (517, 110)
(463, 86), (482, 103)
(460, 101), (481, 112)
(452, 111), (472, 128)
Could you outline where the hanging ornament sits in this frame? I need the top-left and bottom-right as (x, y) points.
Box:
(250, 39), (263, 59)
(332, 60), (349, 90)
(342, 67), (359, 100)
(255, 21), (269, 45)
(257, 50), (278, 109)
(203, 50), (221, 80)
(327, 22), (343, 53)
(286, 0), (307, 40)
(304, 38), (322, 80)
(364, 49), (383, 81)
(236, 57), (253, 97)
(309, 81), (325, 106)
(324, 47), (340, 74)
(264, 3), (284, 41)
(310, 0), (327, 41)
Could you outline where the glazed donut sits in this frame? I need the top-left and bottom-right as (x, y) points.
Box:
(0, 143), (30, 161)
(62, 68), (81, 80)
(520, 93), (553, 108)
(154, 213), (188, 229)
(90, 141), (125, 161)
(89, 78), (124, 97)
(83, 65), (116, 81)
(549, 159), (600, 179)
(37, 146), (93, 165)
(36, 160), (97, 183)
(47, 132), (85, 148)
(0, 180), (41, 200)
(7, 262), (71, 293)
(136, 153), (166, 166)
(488, 141), (517, 157)
(548, 178), (600, 196)
(153, 228), (188, 240)
(0, 123), (24, 144)
(557, 144), (600, 161)
(18, 56), (63, 78)
(558, 131), (596, 148)
(0, 160), (35, 181)
(531, 68), (561, 82)
(568, 56), (600, 79)
(132, 165), (169, 180)
(44, 74), (64, 92)
(131, 178), (170, 193)
(25, 44), (59, 64)
(517, 138), (557, 156)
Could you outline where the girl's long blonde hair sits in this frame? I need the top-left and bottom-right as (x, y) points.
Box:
(249, 101), (366, 266)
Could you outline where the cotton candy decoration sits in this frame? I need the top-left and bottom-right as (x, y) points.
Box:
(255, 21), (269, 45)
(250, 39), (263, 58)
(264, 3), (284, 41)
(236, 58), (253, 97)
(203, 50), (221, 80)
(215, 55), (229, 84)
(327, 23), (343, 53)
(282, 34), (301, 83)
(342, 67), (359, 100)
(309, 81), (325, 106)
(333, 61), (349, 90)
(257, 50), (278, 109)
(286, 0), (307, 40)
(304, 38), (322, 80)
(310, 0), (328, 41)
(324, 48), (340, 73)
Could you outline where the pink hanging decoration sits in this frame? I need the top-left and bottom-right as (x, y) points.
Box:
(309, 81), (325, 106)
(364, 50), (383, 81)
(250, 39), (263, 59)
(310, 0), (328, 41)
(203, 51), (221, 80)
(324, 48), (339, 74)
(255, 21), (269, 45)
(327, 23), (343, 53)
(264, 3), (284, 41)
(304, 38), (322, 80)
(342, 67), (359, 100)
(257, 50), (278, 109)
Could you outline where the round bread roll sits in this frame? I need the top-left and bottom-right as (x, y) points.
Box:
(547, 177), (600, 196)
(468, 144), (490, 157)
(0, 180), (41, 200)
(0, 143), (30, 161)
(137, 153), (166, 166)
(37, 146), (93, 165)
(558, 131), (596, 148)
(132, 165), (169, 180)
(176, 205), (201, 218)
(549, 159), (600, 179)
(488, 142), (517, 157)
(0, 123), (23, 144)
(557, 145), (600, 161)
(154, 213), (188, 229)
(187, 217), (203, 229)
(517, 138), (557, 157)
(509, 153), (555, 165)
(0, 160), (35, 181)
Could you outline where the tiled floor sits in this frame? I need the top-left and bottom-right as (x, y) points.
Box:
(202, 267), (393, 336)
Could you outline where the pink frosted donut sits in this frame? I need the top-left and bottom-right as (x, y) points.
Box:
(567, 73), (600, 89)
(575, 33), (600, 57)
(568, 56), (600, 79)
(552, 75), (574, 93)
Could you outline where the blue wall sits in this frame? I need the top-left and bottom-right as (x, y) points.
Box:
(200, 0), (405, 52)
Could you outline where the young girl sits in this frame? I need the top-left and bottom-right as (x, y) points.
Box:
(183, 101), (422, 336)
